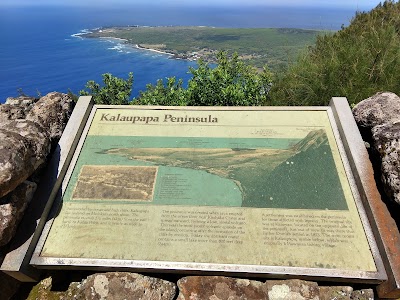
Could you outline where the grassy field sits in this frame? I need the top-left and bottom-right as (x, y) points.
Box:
(83, 26), (322, 70)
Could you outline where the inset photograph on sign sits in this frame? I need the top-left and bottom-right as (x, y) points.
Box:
(72, 165), (158, 202)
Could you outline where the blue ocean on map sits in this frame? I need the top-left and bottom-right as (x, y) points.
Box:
(0, 4), (363, 102)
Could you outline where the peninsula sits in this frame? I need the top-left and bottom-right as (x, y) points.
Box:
(81, 26), (321, 70)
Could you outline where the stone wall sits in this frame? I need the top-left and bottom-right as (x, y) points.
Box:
(353, 92), (400, 209)
(0, 92), (74, 246)
(0, 92), (74, 300)
(26, 273), (374, 300)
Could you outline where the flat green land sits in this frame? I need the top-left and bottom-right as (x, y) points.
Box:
(83, 26), (322, 70)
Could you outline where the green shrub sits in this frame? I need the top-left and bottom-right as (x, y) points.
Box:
(135, 77), (188, 106)
(135, 51), (273, 106)
(80, 72), (133, 105)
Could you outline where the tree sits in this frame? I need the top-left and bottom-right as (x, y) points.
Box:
(270, 0), (400, 106)
(135, 51), (273, 106)
(80, 72), (133, 105)
(136, 77), (188, 106)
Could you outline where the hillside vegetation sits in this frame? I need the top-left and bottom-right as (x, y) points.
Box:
(271, 0), (400, 106)
(81, 1), (400, 107)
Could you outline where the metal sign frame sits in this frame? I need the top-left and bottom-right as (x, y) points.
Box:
(29, 98), (389, 285)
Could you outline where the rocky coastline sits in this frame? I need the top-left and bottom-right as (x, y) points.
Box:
(83, 27), (210, 62)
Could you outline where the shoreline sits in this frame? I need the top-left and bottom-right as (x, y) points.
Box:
(78, 31), (198, 61)
(135, 44), (174, 57)
(78, 32), (177, 58)
(99, 36), (128, 42)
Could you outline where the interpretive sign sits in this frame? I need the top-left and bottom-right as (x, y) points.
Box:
(31, 102), (386, 282)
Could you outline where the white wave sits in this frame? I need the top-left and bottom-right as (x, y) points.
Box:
(71, 29), (92, 38)
(107, 43), (125, 51)
(107, 43), (134, 54)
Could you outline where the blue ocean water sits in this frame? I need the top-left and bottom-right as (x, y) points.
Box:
(0, 5), (360, 103)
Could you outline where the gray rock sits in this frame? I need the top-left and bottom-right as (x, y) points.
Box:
(0, 129), (35, 198)
(5, 95), (37, 106)
(26, 92), (74, 144)
(177, 276), (269, 300)
(0, 118), (50, 198)
(0, 93), (70, 198)
(266, 279), (319, 300)
(27, 273), (176, 300)
(352, 92), (400, 205)
(319, 286), (353, 300)
(0, 181), (37, 246)
(351, 289), (374, 300)
(352, 92), (400, 129)
(372, 123), (400, 204)
(2, 96), (37, 122)
(68, 272), (176, 300)
(0, 104), (26, 122)
(2, 119), (51, 169)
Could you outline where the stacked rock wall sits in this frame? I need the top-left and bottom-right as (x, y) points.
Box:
(0, 92), (74, 246)
(26, 273), (375, 300)
(0, 92), (74, 300)
(353, 92), (400, 208)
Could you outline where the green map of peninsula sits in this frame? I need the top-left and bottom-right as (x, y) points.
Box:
(75, 129), (348, 210)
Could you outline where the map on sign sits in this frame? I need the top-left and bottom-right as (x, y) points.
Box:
(39, 107), (377, 274)
(69, 130), (347, 210)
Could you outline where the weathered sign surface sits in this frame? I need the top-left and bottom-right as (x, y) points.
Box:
(32, 104), (385, 281)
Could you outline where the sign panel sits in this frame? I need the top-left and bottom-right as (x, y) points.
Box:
(32, 105), (385, 281)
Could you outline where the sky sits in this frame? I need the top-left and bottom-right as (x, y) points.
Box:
(0, 0), (384, 9)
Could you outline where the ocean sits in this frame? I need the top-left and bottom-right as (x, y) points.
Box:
(0, 4), (364, 103)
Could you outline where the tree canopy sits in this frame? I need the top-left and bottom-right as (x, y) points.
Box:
(135, 51), (272, 106)
(80, 72), (133, 105)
